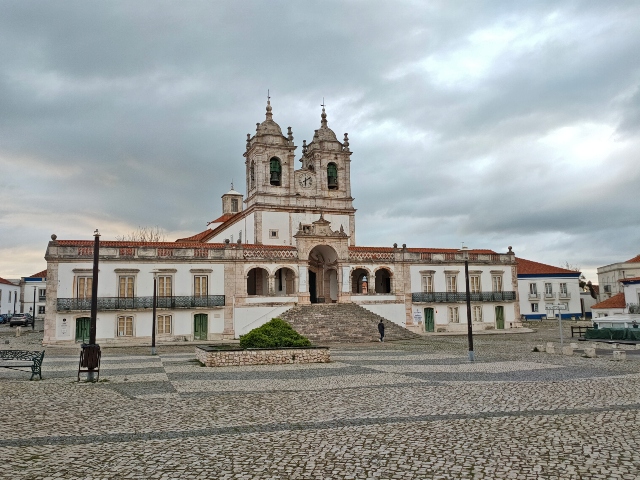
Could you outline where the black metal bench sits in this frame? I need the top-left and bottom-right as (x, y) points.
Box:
(0, 350), (45, 380)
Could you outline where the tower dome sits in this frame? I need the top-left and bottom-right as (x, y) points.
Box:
(256, 98), (284, 137)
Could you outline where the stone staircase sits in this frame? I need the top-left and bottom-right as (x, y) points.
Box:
(279, 303), (420, 344)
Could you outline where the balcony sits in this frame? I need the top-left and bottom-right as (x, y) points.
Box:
(558, 292), (571, 299)
(528, 293), (540, 300)
(412, 291), (516, 303)
(57, 295), (225, 312)
(544, 293), (555, 299)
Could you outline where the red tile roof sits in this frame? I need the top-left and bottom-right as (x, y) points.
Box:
(620, 277), (640, 283)
(29, 269), (47, 278)
(591, 292), (626, 310)
(516, 258), (578, 275)
(0, 276), (16, 286)
(207, 213), (236, 225)
(56, 240), (227, 248)
(625, 254), (640, 263)
(175, 229), (212, 242)
(349, 246), (497, 254)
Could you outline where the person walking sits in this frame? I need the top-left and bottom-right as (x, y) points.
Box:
(378, 319), (385, 342)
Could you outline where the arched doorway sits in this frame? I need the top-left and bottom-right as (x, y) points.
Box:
(247, 267), (269, 296)
(375, 268), (392, 294)
(351, 268), (370, 294)
(274, 267), (296, 296)
(308, 245), (339, 304)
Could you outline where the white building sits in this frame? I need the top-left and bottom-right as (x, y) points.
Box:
(43, 100), (520, 345)
(0, 277), (20, 316)
(516, 258), (582, 320)
(597, 254), (640, 301)
(20, 270), (47, 320)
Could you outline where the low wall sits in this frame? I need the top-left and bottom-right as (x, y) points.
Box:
(195, 346), (330, 367)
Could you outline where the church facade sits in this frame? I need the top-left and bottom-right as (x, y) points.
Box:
(43, 100), (520, 345)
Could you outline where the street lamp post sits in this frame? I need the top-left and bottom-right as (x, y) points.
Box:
(151, 269), (159, 355)
(460, 246), (475, 362)
(32, 286), (36, 331)
(80, 229), (102, 382)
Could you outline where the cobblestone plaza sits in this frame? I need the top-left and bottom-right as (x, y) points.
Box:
(1, 322), (640, 479)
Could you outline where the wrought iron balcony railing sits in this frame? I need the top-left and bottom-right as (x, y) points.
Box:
(57, 295), (225, 312)
(411, 291), (516, 303)
(528, 293), (540, 300)
(558, 292), (571, 299)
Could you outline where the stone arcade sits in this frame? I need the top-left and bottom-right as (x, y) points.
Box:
(43, 100), (519, 345)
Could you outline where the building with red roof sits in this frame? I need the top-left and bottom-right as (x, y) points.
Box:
(516, 258), (583, 320)
(596, 254), (640, 301)
(43, 101), (520, 345)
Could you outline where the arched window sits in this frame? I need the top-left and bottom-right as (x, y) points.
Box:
(327, 163), (338, 189)
(270, 157), (281, 186)
(375, 269), (392, 294)
(250, 161), (255, 189)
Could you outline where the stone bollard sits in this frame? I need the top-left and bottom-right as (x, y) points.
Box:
(612, 350), (626, 361)
(570, 342), (578, 349)
(636, 344), (640, 350)
(16, 326), (21, 337)
(562, 346), (574, 356)
(546, 342), (555, 354)
(583, 347), (597, 358)
(535, 344), (545, 352)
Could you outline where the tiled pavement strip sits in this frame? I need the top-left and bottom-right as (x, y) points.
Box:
(1, 324), (640, 479)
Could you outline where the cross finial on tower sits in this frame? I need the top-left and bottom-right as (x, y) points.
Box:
(320, 98), (328, 127)
(231, 179), (234, 191)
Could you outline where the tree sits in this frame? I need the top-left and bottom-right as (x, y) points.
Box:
(561, 261), (588, 289)
(115, 226), (166, 242)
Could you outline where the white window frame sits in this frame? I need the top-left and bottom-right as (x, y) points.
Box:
(472, 305), (483, 322)
(194, 275), (208, 297)
(492, 275), (503, 292)
(529, 283), (537, 295)
(156, 314), (172, 335)
(470, 275), (481, 293)
(117, 315), (134, 337)
(38, 306), (45, 314)
(77, 276), (93, 299)
(446, 275), (457, 293)
(448, 306), (459, 323)
(421, 275), (433, 293)
(157, 275), (172, 297)
(531, 303), (539, 313)
(559, 282), (568, 296)
(119, 276), (135, 298)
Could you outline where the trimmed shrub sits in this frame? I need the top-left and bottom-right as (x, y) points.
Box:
(239, 318), (312, 349)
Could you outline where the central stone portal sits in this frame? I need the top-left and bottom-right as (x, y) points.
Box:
(308, 244), (339, 304)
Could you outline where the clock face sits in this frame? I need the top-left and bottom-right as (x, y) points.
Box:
(299, 174), (313, 188)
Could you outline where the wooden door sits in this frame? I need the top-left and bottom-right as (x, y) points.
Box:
(424, 308), (435, 332)
(194, 314), (208, 340)
(495, 306), (505, 329)
(75, 317), (90, 343)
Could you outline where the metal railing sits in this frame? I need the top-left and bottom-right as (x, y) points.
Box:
(528, 293), (540, 299)
(544, 293), (555, 299)
(411, 291), (516, 303)
(57, 295), (225, 312)
(558, 292), (571, 299)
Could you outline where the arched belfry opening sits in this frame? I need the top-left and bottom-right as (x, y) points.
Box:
(308, 245), (339, 304)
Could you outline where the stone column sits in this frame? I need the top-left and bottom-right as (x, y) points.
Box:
(268, 274), (276, 296)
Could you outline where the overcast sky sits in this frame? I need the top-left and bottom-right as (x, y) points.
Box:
(1, 1), (639, 281)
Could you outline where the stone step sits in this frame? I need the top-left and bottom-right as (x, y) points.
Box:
(279, 303), (419, 343)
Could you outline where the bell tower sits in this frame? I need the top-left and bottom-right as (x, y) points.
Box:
(243, 97), (297, 209)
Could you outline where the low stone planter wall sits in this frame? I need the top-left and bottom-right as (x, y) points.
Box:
(195, 345), (330, 367)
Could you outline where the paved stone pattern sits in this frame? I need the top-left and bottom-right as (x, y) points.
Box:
(1, 323), (640, 479)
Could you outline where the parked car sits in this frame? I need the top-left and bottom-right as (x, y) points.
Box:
(0, 314), (11, 324)
(9, 313), (34, 327)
